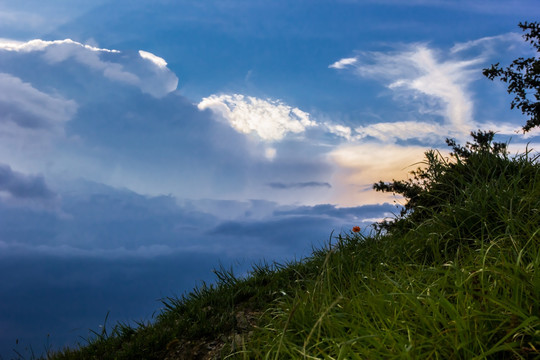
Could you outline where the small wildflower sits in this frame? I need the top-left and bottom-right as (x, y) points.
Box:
(352, 226), (361, 233)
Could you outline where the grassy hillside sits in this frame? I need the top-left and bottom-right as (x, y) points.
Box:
(38, 132), (540, 359)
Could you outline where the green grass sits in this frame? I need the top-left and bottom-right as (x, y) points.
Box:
(39, 139), (540, 359)
(244, 233), (539, 359)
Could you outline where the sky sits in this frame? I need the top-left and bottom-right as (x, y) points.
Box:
(1, 0), (539, 357)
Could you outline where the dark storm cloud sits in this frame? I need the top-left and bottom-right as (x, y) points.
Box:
(0, 181), (216, 252)
(0, 180), (389, 258)
(0, 164), (56, 200)
(273, 203), (398, 220)
(208, 203), (399, 256)
(0, 179), (397, 258)
(208, 215), (339, 259)
(267, 181), (332, 189)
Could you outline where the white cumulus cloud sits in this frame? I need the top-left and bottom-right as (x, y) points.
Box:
(324, 123), (354, 140)
(198, 94), (316, 141)
(0, 38), (178, 98)
(328, 57), (357, 69)
(0, 38), (120, 53)
(139, 50), (168, 68)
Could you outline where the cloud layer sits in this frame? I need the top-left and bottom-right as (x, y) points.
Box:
(0, 180), (387, 257)
(267, 181), (332, 190)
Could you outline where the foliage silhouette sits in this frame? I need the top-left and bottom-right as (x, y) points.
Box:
(483, 21), (540, 132)
(373, 130), (536, 240)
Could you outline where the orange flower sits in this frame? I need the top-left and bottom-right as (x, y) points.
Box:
(352, 226), (361, 233)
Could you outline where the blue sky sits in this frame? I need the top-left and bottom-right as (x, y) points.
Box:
(1, 0), (539, 357)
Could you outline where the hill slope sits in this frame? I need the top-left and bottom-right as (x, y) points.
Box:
(42, 132), (540, 360)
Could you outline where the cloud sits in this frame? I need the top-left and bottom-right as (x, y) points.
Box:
(0, 182), (213, 254)
(329, 35), (540, 148)
(0, 1), (110, 38)
(264, 147), (277, 160)
(0, 73), (77, 130)
(267, 181), (332, 189)
(274, 203), (395, 220)
(0, 241), (180, 260)
(0, 164), (57, 207)
(198, 94), (317, 141)
(132, 51), (179, 98)
(208, 215), (337, 255)
(0, 38), (120, 53)
(326, 35), (539, 205)
(0, 178), (392, 258)
(354, 120), (442, 143)
(208, 203), (398, 255)
(324, 123), (354, 140)
(450, 33), (523, 55)
(0, 42), (329, 203)
(329, 43), (490, 143)
(479, 121), (540, 140)
(0, 38), (178, 98)
(139, 50), (168, 68)
(377, 45), (476, 129)
(0, 10), (48, 34)
(328, 57), (357, 69)
(329, 143), (430, 206)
